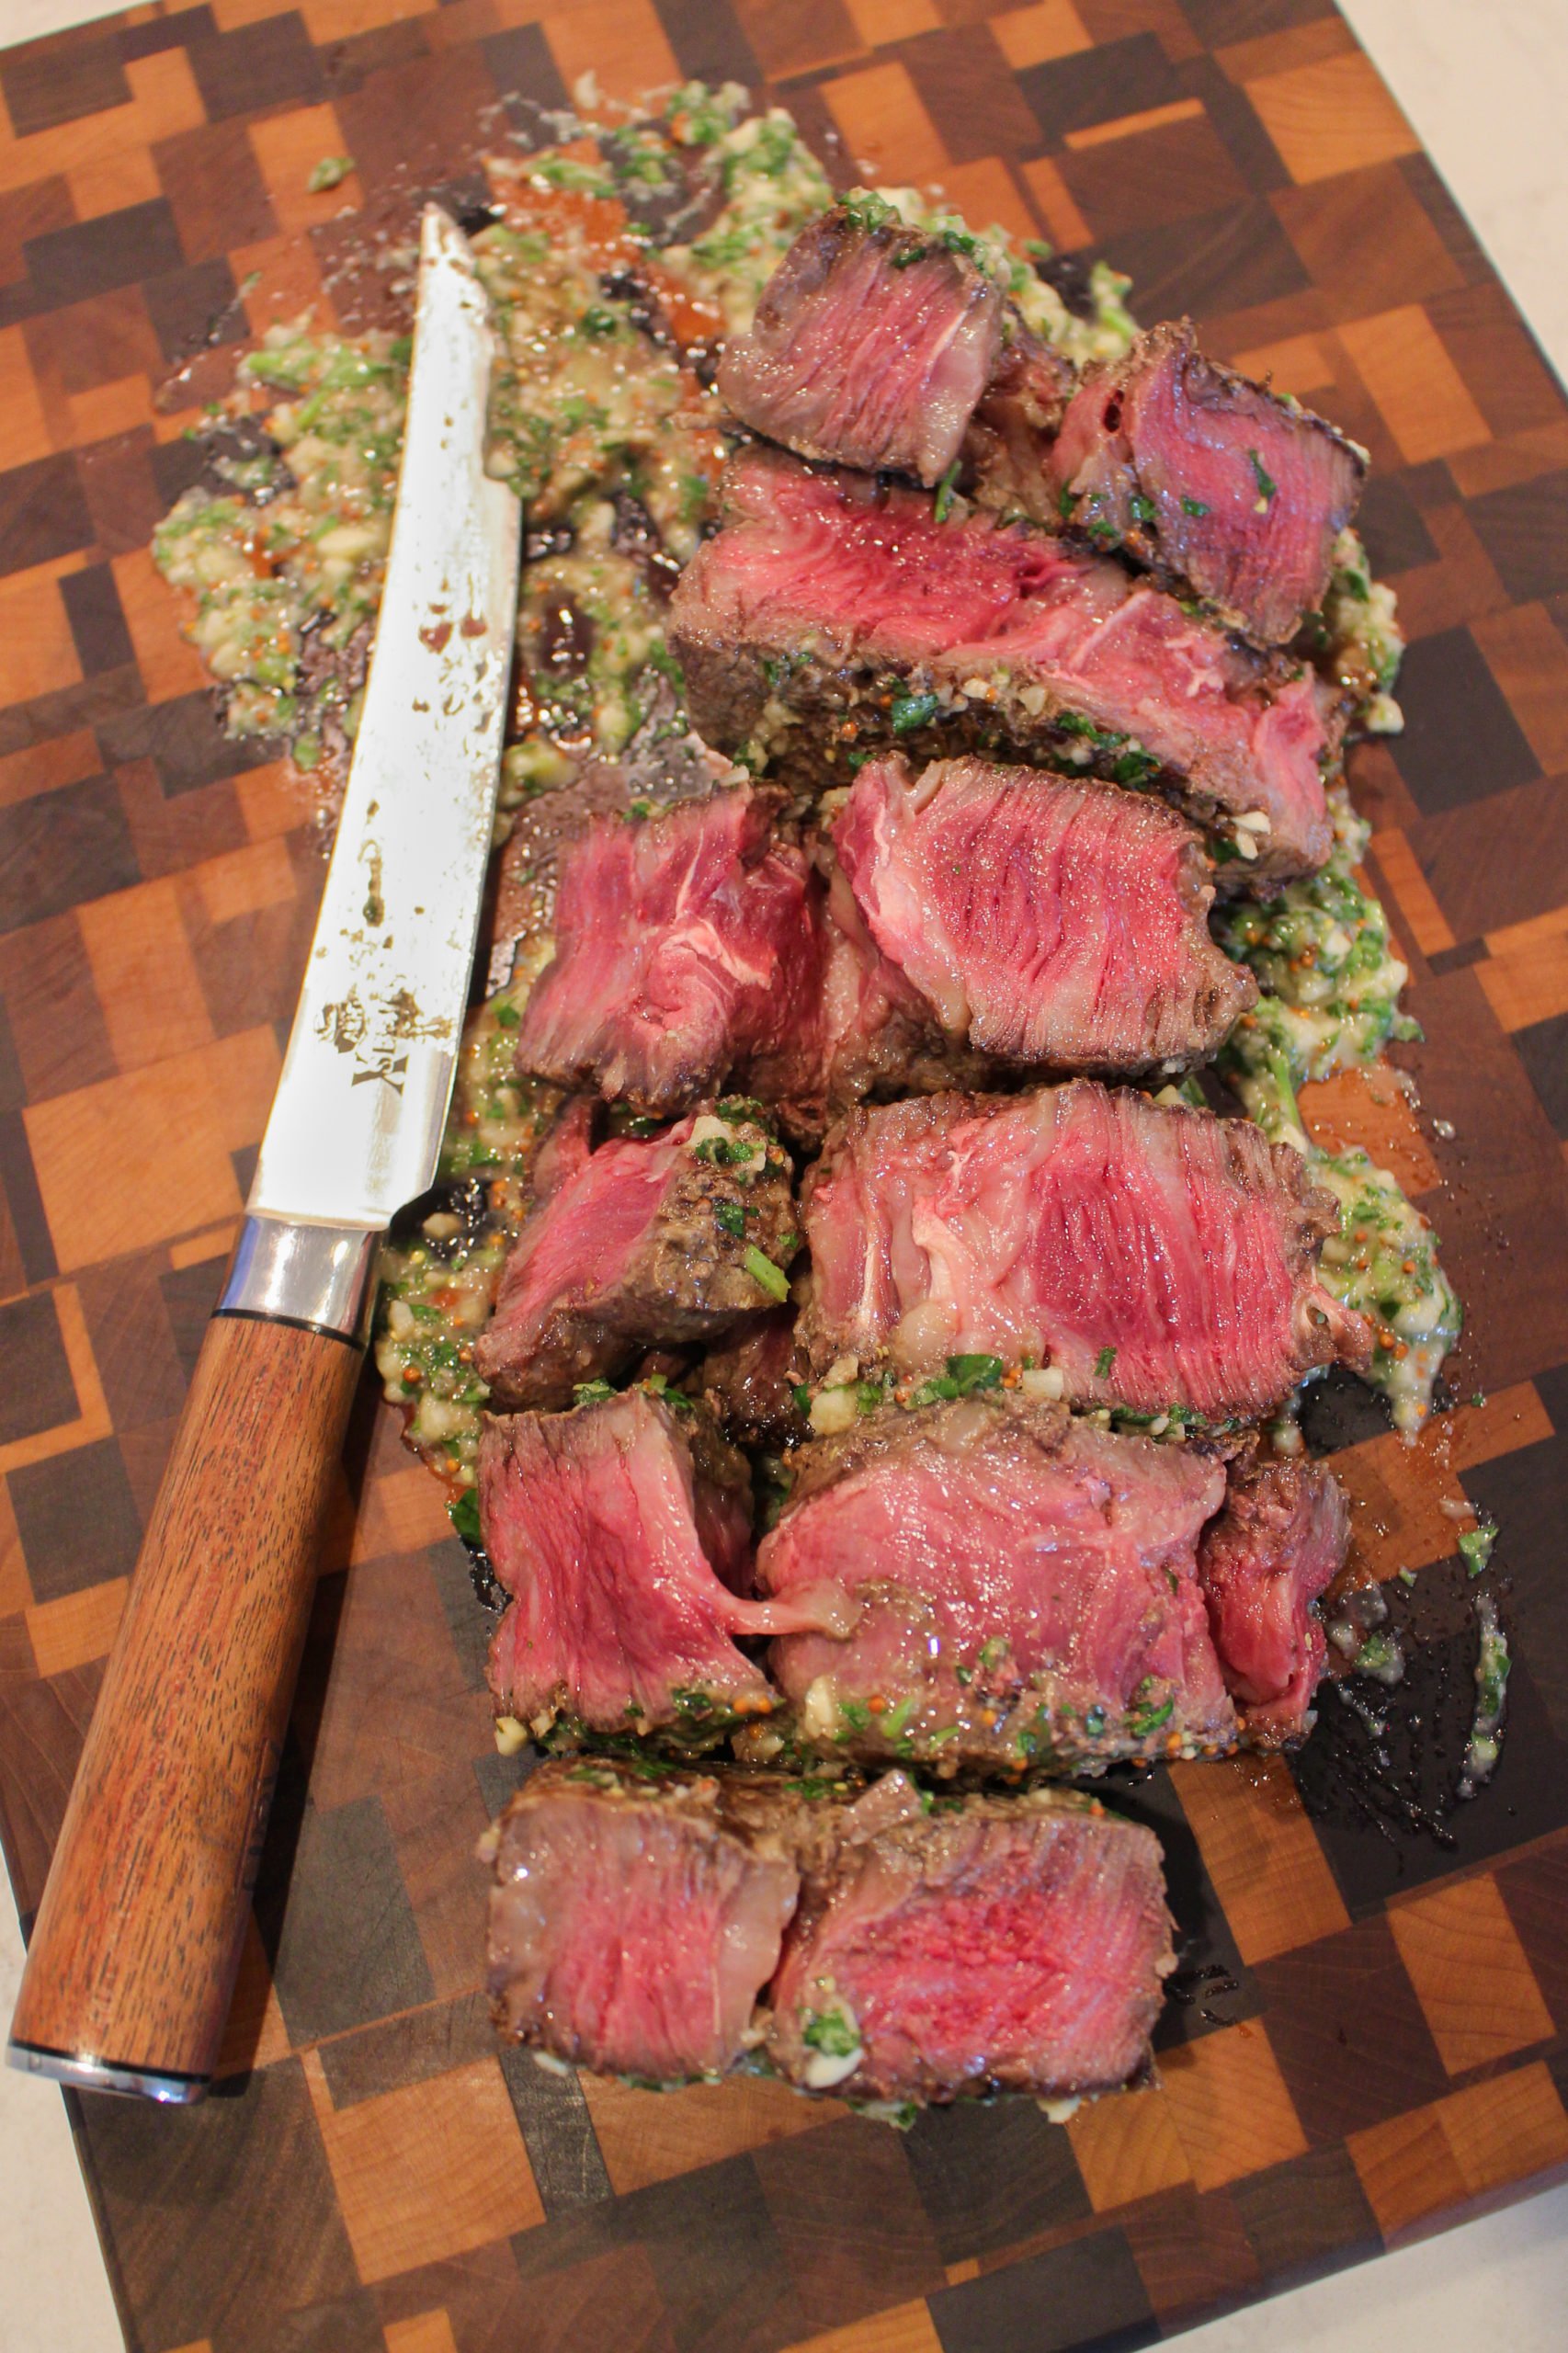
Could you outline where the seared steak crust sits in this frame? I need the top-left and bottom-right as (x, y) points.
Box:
(962, 324), (1075, 502)
(699, 1309), (809, 1448)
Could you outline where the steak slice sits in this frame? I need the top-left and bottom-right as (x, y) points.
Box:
(801, 1081), (1371, 1419)
(767, 1782), (1174, 2103)
(1199, 1453), (1349, 1743)
(758, 1392), (1237, 1775)
(834, 754), (1256, 1074)
(717, 201), (1005, 486)
(669, 447), (1342, 882)
(515, 785), (824, 1119)
(473, 1106), (800, 1411)
(482, 1387), (834, 1740)
(1043, 323), (1366, 647)
(485, 1758), (805, 2083)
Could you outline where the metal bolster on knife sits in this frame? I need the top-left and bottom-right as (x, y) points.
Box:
(218, 1217), (382, 1345)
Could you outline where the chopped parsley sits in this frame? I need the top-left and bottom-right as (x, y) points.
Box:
(449, 1488), (482, 1547)
(1180, 494), (1210, 517)
(1246, 448), (1278, 506)
(934, 460), (961, 524)
(802, 2007), (861, 2058)
(1094, 1345), (1117, 1380)
(694, 1134), (756, 1167)
(1110, 745), (1159, 787)
(1127, 1682), (1175, 1739)
(743, 1244), (790, 1302)
(911, 1352), (1005, 1405)
(1459, 1522), (1497, 1578)
(889, 688), (941, 734)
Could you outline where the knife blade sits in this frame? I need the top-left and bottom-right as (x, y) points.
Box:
(7, 207), (521, 2104)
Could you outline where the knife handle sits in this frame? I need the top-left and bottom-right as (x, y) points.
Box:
(7, 1222), (377, 2101)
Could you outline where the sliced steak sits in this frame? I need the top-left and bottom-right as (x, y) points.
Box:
(834, 754), (1256, 1074)
(515, 785), (824, 1118)
(473, 1106), (800, 1410)
(482, 1387), (830, 1740)
(699, 1309), (809, 1449)
(801, 1081), (1371, 1419)
(767, 1782), (1174, 2103)
(717, 201), (1005, 486)
(485, 1758), (805, 2082)
(669, 447), (1341, 881)
(758, 1392), (1237, 1775)
(1044, 323), (1365, 646)
(1199, 1453), (1349, 1743)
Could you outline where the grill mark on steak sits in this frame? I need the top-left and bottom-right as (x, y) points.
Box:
(668, 447), (1342, 882)
(758, 1392), (1238, 1776)
(833, 753), (1257, 1075)
(472, 1106), (801, 1410)
(800, 1080), (1371, 1419)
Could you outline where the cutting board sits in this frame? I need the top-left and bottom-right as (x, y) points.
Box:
(2, 2), (1567, 2348)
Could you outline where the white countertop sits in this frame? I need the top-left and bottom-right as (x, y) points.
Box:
(3, 3), (1567, 2347)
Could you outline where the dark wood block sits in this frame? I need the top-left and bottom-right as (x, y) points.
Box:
(929, 2222), (1155, 2352)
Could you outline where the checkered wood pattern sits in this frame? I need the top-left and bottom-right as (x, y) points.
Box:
(2, 2), (1567, 2347)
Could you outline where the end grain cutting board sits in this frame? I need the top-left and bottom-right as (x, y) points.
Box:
(1, 1), (1567, 2347)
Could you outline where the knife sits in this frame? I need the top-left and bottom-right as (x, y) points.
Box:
(7, 208), (521, 2104)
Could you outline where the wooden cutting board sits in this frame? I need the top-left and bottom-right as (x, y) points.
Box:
(2, 2), (1567, 2347)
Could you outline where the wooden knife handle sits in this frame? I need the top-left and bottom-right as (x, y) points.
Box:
(8, 1309), (364, 2099)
